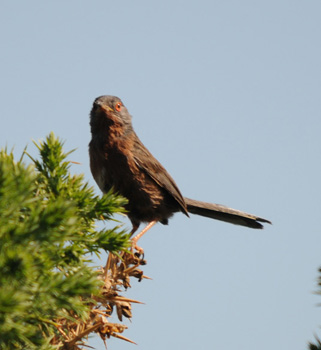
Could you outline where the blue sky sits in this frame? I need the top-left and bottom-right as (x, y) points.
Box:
(1, 1), (321, 349)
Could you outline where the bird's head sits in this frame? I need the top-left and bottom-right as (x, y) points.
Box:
(90, 95), (133, 132)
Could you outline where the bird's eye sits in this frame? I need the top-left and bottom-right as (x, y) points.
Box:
(115, 102), (122, 112)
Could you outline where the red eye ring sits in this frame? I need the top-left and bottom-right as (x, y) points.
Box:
(115, 102), (122, 112)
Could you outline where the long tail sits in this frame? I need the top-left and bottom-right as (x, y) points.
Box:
(184, 197), (271, 229)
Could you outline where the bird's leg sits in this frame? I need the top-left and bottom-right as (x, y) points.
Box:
(130, 222), (140, 237)
(131, 220), (157, 254)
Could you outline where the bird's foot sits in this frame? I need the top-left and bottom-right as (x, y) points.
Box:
(131, 239), (144, 257)
(129, 220), (157, 257)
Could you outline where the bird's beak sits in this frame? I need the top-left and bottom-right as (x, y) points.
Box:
(101, 105), (113, 113)
(95, 101), (113, 113)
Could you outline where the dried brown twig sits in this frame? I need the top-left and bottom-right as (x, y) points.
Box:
(51, 251), (149, 349)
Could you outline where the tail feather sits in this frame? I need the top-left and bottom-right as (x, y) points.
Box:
(184, 197), (271, 229)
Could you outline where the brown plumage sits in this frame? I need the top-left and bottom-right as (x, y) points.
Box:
(89, 95), (271, 242)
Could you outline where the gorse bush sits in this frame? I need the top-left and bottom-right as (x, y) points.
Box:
(0, 133), (132, 349)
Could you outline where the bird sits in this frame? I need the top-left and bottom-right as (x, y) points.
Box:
(89, 95), (271, 250)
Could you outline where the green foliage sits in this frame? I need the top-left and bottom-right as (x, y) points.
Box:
(0, 133), (130, 349)
(309, 268), (321, 349)
(309, 339), (321, 350)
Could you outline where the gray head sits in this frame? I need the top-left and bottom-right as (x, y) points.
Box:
(90, 95), (133, 131)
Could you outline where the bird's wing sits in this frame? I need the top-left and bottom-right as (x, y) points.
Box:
(132, 136), (188, 216)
